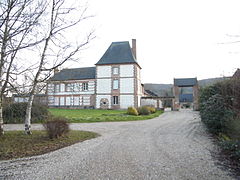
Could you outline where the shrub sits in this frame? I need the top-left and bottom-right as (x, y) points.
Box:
(3, 103), (49, 124)
(43, 116), (69, 139)
(127, 107), (138, 116)
(200, 94), (233, 134)
(148, 106), (156, 114)
(137, 106), (151, 115)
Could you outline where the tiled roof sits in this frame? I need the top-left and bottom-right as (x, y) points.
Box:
(174, 78), (198, 87)
(96, 41), (139, 65)
(50, 67), (96, 81)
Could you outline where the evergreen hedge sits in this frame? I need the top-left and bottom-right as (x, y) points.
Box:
(3, 103), (49, 124)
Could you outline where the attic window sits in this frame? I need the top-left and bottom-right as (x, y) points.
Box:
(113, 67), (119, 75)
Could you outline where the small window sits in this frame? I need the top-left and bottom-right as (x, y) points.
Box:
(66, 84), (73, 92)
(82, 82), (88, 91)
(113, 67), (119, 75)
(113, 96), (119, 105)
(113, 79), (119, 89)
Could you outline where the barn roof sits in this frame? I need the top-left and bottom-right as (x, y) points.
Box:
(95, 41), (139, 66)
(174, 78), (198, 87)
(50, 67), (96, 81)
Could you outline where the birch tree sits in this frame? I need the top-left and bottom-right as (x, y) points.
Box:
(24, 0), (94, 134)
(0, 0), (46, 135)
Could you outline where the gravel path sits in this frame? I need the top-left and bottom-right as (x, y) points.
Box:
(0, 110), (235, 180)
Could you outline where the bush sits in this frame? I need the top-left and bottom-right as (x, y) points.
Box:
(200, 94), (233, 134)
(43, 116), (69, 139)
(127, 107), (138, 116)
(3, 103), (49, 124)
(148, 106), (156, 114)
(137, 106), (151, 115)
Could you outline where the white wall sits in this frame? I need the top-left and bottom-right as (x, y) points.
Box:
(141, 99), (157, 107)
(97, 79), (111, 93)
(140, 99), (163, 108)
(120, 78), (134, 93)
(96, 95), (111, 108)
(97, 66), (111, 78)
(138, 96), (141, 107)
(120, 95), (134, 109)
(120, 65), (134, 77)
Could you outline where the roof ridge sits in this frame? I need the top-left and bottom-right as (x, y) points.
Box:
(62, 66), (95, 70)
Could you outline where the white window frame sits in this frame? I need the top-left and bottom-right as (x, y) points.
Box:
(113, 67), (119, 75)
(113, 79), (119, 89)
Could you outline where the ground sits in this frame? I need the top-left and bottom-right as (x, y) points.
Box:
(1, 110), (236, 179)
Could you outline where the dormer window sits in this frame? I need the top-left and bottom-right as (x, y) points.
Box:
(113, 67), (119, 75)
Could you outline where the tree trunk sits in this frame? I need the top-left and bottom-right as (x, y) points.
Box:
(0, 97), (4, 136)
(25, 94), (34, 135)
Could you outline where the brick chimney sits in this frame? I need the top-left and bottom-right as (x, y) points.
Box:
(131, 39), (137, 59)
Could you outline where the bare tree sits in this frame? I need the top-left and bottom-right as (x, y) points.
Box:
(0, 0), (46, 135)
(24, 0), (95, 134)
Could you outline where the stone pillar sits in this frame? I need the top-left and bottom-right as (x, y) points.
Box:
(193, 84), (199, 110)
(173, 86), (180, 110)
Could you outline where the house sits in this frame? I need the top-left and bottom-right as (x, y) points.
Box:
(47, 39), (144, 109)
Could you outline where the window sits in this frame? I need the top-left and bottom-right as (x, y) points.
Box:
(113, 96), (119, 105)
(113, 67), (119, 75)
(66, 84), (73, 92)
(113, 79), (119, 89)
(60, 83), (65, 92)
(55, 84), (60, 93)
(82, 82), (88, 91)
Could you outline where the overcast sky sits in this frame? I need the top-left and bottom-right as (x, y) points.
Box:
(66, 0), (240, 84)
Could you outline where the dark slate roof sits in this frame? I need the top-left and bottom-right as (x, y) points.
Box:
(174, 78), (198, 87)
(96, 41), (139, 65)
(50, 67), (96, 81)
(145, 89), (158, 97)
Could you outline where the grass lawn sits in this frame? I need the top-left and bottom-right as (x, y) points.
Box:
(0, 130), (99, 160)
(48, 109), (163, 123)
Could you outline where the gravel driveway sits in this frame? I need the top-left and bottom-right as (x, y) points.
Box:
(0, 110), (235, 180)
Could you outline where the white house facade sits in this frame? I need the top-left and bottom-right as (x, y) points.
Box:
(47, 39), (144, 109)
